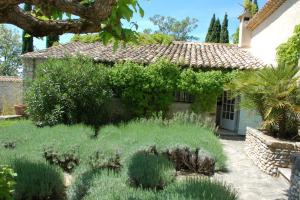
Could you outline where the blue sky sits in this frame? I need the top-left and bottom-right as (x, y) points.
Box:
(7, 0), (267, 50)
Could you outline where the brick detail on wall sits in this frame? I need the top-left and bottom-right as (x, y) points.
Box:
(245, 127), (300, 176)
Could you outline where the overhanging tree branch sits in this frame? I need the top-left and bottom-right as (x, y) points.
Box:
(0, 6), (101, 37)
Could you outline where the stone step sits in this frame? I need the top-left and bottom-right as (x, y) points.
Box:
(278, 167), (291, 183)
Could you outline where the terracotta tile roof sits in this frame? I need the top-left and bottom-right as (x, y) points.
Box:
(22, 41), (265, 70)
(247, 0), (287, 30)
(0, 76), (22, 82)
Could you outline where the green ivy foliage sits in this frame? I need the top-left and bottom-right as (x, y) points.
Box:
(277, 25), (300, 67)
(109, 60), (180, 117)
(178, 69), (236, 112)
(26, 58), (235, 129)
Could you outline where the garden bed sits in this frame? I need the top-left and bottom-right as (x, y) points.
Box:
(245, 127), (300, 176)
(0, 119), (237, 200)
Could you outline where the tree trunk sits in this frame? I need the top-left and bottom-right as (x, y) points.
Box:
(278, 112), (287, 139)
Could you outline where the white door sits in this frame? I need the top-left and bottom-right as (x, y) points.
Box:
(220, 91), (237, 131)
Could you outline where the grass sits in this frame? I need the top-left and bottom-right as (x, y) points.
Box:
(0, 119), (232, 200)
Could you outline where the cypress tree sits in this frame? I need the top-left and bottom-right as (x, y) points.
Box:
(211, 18), (221, 43)
(22, 3), (34, 53)
(46, 35), (60, 48)
(205, 14), (216, 42)
(220, 13), (229, 43)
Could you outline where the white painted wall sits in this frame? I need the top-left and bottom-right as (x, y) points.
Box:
(249, 0), (300, 65)
(237, 109), (261, 135)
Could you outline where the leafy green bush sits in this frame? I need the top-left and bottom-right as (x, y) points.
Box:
(13, 159), (65, 200)
(110, 60), (180, 117)
(128, 151), (175, 189)
(277, 25), (300, 67)
(26, 57), (112, 136)
(178, 69), (235, 112)
(0, 165), (16, 200)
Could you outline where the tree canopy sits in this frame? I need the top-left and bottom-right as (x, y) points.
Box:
(0, 0), (144, 45)
(148, 15), (198, 41)
(0, 25), (22, 76)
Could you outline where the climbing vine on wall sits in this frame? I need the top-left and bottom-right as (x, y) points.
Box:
(277, 25), (300, 67)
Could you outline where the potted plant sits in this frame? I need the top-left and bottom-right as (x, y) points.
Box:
(14, 104), (27, 116)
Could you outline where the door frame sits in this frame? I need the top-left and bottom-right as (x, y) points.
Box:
(218, 91), (239, 133)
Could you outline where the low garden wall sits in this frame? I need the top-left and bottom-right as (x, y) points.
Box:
(289, 154), (300, 200)
(245, 127), (300, 176)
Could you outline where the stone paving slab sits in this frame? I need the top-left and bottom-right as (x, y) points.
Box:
(214, 139), (289, 200)
(0, 115), (22, 120)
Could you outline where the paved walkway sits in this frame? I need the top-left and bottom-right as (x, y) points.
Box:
(214, 138), (289, 200)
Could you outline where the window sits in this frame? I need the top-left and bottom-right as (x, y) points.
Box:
(174, 91), (194, 103)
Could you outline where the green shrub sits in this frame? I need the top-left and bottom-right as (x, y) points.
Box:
(128, 151), (175, 189)
(13, 159), (65, 200)
(164, 178), (238, 200)
(26, 57), (112, 137)
(0, 165), (16, 200)
(277, 25), (300, 67)
(110, 59), (180, 117)
(178, 69), (235, 112)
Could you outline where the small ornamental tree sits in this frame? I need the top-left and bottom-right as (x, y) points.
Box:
(26, 57), (112, 137)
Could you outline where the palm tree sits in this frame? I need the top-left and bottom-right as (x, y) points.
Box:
(227, 64), (300, 139)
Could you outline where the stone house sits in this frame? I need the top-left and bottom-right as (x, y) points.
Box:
(22, 0), (300, 135)
(0, 76), (23, 115)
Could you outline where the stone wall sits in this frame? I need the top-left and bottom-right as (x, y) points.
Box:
(289, 154), (300, 200)
(0, 77), (23, 115)
(245, 127), (300, 176)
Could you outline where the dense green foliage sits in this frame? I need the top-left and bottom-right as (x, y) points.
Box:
(277, 25), (300, 67)
(227, 65), (300, 139)
(0, 25), (22, 76)
(0, 166), (16, 200)
(73, 172), (237, 200)
(128, 151), (175, 189)
(72, 33), (175, 45)
(110, 60), (180, 117)
(27, 58), (234, 127)
(46, 35), (60, 48)
(220, 13), (229, 43)
(179, 69), (235, 112)
(0, 119), (231, 199)
(12, 160), (65, 200)
(206, 14), (229, 43)
(148, 15), (198, 41)
(26, 57), (112, 136)
(21, 3), (34, 54)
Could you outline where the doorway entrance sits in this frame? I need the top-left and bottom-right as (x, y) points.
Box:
(219, 91), (238, 132)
